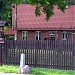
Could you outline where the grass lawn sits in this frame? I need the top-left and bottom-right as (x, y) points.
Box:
(0, 65), (74, 75)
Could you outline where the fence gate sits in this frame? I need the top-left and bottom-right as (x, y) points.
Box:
(2, 40), (75, 70)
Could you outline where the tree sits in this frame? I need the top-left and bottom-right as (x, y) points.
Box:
(28, 0), (69, 20)
(68, 0), (75, 5)
(0, 0), (23, 26)
(22, 0), (29, 4)
(0, 0), (74, 26)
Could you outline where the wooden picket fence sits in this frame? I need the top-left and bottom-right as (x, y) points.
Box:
(2, 40), (75, 70)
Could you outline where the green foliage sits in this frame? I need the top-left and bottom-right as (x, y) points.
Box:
(0, 0), (11, 25)
(0, 0), (27, 26)
(6, 35), (14, 40)
(22, 0), (29, 4)
(68, 0), (75, 5)
(28, 0), (75, 20)
(29, 0), (68, 20)
(0, 0), (75, 26)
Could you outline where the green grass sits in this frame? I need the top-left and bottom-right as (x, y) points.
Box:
(0, 65), (74, 75)
(0, 65), (19, 73)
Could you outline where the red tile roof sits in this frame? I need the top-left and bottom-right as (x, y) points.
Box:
(4, 28), (14, 35)
(12, 4), (75, 30)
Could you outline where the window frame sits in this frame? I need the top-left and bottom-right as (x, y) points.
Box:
(22, 31), (28, 40)
(62, 31), (68, 40)
(35, 31), (41, 40)
(49, 31), (55, 35)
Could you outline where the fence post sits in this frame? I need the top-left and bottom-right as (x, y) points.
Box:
(34, 40), (38, 67)
(74, 56), (75, 70)
(0, 40), (4, 66)
(0, 43), (2, 65)
(20, 53), (25, 68)
(73, 46), (75, 70)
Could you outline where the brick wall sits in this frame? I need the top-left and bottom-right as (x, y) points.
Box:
(17, 30), (75, 40)
(17, 30), (59, 40)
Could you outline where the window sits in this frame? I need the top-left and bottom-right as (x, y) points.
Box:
(62, 31), (68, 40)
(22, 31), (28, 40)
(49, 31), (55, 35)
(35, 31), (41, 40)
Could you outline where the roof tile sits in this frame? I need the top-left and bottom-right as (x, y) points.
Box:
(12, 4), (75, 30)
(4, 28), (15, 35)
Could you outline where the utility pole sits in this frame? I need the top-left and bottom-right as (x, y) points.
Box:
(14, 4), (17, 40)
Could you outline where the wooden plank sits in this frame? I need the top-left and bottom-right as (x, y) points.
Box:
(2, 40), (74, 70)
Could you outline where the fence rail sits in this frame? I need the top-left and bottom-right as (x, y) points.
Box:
(2, 40), (75, 70)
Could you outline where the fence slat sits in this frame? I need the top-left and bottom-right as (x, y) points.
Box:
(2, 40), (75, 70)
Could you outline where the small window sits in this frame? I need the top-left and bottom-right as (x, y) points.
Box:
(49, 31), (54, 35)
(35, 31), (41, 40)
(62, 31), (68, 40)
(22, 31), (28, 40)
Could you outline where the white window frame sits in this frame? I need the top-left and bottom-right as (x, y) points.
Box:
(22, 31), (28, 40)
(49, 31), (55, 35)
(62, 31), (68, 40)
(35, 31), (41, 40)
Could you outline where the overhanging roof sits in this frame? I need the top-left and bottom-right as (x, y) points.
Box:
(0, 21), (8, 26)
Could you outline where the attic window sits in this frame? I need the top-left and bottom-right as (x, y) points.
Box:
(49, 31), (55, 35)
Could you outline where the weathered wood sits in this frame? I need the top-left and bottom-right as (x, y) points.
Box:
(2, 40), (75, 70)
(0, 43), (2, 65)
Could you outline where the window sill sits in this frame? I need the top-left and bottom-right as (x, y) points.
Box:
(62, 39), (67, 40)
